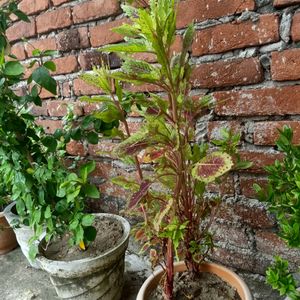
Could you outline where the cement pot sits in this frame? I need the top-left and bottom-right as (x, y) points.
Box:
(0, 209), (17, 254)
(36, 213), (130, 300)
(137, 261), (253, 300)
(3, 201), (41, 268)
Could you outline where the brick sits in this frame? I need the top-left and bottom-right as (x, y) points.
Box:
(72, 0), (120, 24)
(208, 121), (242, 141)
(73, 78), (103, 96)
(193, 14), (279, 56)
(39, 87), (59, 99)
(215, 86), (300, 116)
(239, 176), (268, 198)
(207, 175), (235, 195)
(47, 100), (83, 117)
(219, 201), (275, 229)
(192, 58), (263, 88)
(90, 19), (127, 47)
(57, 28), (89, 52)
(52, 55), (78, 75)
(36, 7), (72, 34)
(239, 151), (284, 173)
(11, 43), (26, 60)
(52, 0), (70, 5)
(292, 12), (300, 41)
(99, 181), (129, 200)
(7, 18), (36, 42)
(177, 0), (255, 29)
(30, 104), (48, 116)
(125, 83), (164, 93)
(25, 38), (57, 57)
(66, 141), (87, 156)
(88, 141), (118, 157)
(272, 49), (300, 81)
(256, 230), (300, 263)
(78, 52), (121, 71)
(62, 81), (71, 98)
(36, 119), (62, 134)
(274, 0), (300, 7)
(253, 121), (300, 145)
(19, 0), (49, 15)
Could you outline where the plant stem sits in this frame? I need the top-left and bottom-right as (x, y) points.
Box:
(165, 238), (174, 300)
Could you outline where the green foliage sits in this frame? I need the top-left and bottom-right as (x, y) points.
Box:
(0, 1), (99, 258)
(255, 126), (300, 298)
(266, 256), (300, 300)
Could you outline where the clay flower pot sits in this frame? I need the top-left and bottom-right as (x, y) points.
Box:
(37, 213), (130, 300)
(3, 201), (43, 268)
(0, 210), (17, 254)
(137, 261), (253, 300)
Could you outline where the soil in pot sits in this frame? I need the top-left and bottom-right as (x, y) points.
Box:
(44, 218), (123, 261)
(149, 271), (241, 300)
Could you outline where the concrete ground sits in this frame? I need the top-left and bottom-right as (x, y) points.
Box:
(0, 242), (282, 300)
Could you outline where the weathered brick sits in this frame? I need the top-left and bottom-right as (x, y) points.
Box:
(239, 176), (268, 198)
(291, 12), (300, 41)
(62, 81), (71, 98)
(11, 43), (26, 60)
(39, 87), (59, 99)
(57, 28), (89, 52)
(90, 19), (127, 47)
(208, 121), (243, 140)
(256, 230), (300, 263)
(30, 104), (48, 116)
(193, 14), (279, 56)
(36, 119), (62, 134)
(274, 0), (300, 7)
(207, 175), (235, 195)
(7, 18), (36, 42)
(88, 141), (118, 157)
(51, 0), (70, 5)
(78, 52), (121, 71)
(36, 7), (72, 34)
(47, 100), (83, 117)
(73, 78), (103, 96)
(219, 201), (275, 229)
(214, 86), (300, 116)
(239, 151), (284, 173)
(25, 38), (57, 57)
(192, 58), (264, 88)
(19, 0), (49, 15)
(272, 49), (300, 81)
(177, 0), (255, 29)
(66, 141), (87, 157)
(253, 121), (300, 145)
(72, 0), (120, 24)
(125, 83), (164, 93)
(52, 55), (78, 75)
(99, 181), (129, 200)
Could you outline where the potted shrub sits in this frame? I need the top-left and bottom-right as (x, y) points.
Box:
(71, 1), (253, 299)
(254, 126), (300, 300)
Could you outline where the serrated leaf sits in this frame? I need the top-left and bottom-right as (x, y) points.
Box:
(99, 42), (149, 53)
(192, 152), (233, 183)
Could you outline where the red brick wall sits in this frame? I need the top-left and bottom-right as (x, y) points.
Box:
(8, 0), (300, 273)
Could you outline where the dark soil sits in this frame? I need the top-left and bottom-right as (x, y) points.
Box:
(149, 271), (242, 300)
(43, 217), (123, 261)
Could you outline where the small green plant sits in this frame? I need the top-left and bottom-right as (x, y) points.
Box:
(254, 126), (300, 300)
(0, 1), (99, 258)
(67, 1), (250, 298)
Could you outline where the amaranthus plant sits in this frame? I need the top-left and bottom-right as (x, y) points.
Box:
(71, 1), (250, 298)
(254, 126), (300, 300)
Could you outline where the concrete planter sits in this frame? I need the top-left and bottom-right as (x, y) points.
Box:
(0, 209), (17, 254)
(37, 213), (130, 300)
(137, 261), (253, 300)
(3, 201), (41, 268)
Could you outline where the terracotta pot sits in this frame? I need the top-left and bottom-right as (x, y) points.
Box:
(37, 213), (130, 300)
(137, 261), (253, 300)
(0, 210), (17, 255)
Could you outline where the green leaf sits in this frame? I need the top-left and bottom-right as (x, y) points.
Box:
(32, 66), (57, 95)
(86, 131), (99, 144)
(13, 10), (30, 22)
(44, 205), (51, 219)
(42, 50), (58, 57)
(81, 214), (95, 227)
(84, 226), (97, 242)
(43, 61), (56, 72)
(99, 42), (149, 53)
(79, 161), (96, 183)
(42, 136), (58, 152)
(4, 61), (24, 76)
(84, 184), (100, 199)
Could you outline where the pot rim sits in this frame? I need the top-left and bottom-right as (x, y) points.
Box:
(136, 261), (253, 300)
(37, 212), (130, 265)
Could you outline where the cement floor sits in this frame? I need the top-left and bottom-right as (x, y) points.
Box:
(0, 244), (282, 300)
